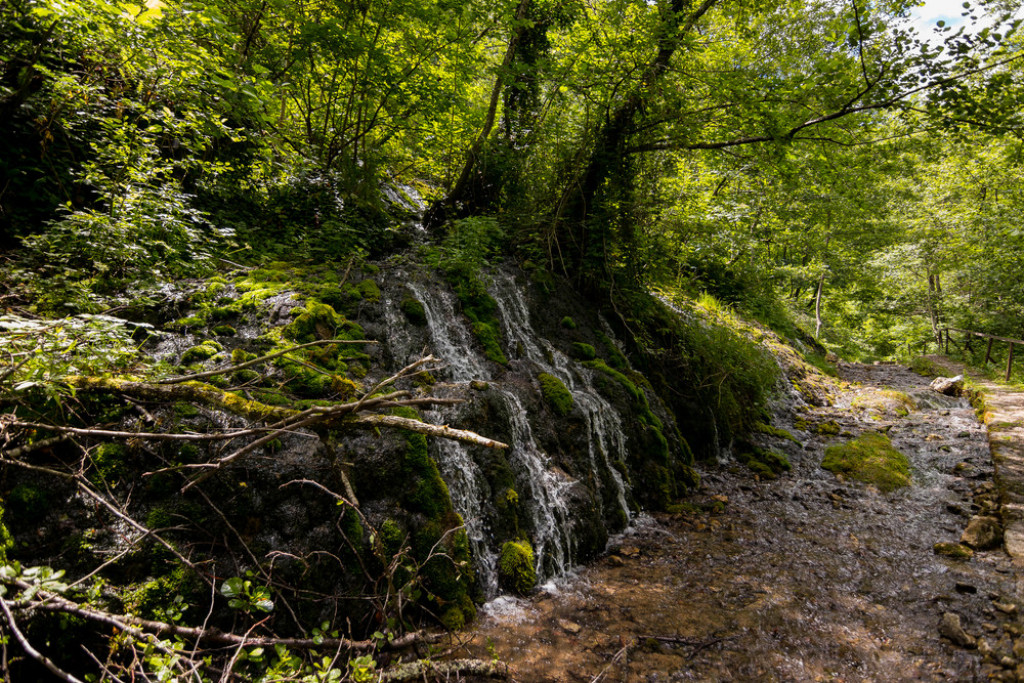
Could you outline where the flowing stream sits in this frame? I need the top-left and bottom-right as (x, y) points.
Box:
(453, 362), (1021, 681)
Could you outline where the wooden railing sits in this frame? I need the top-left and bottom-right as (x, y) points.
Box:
(942, 327), (1024, 381)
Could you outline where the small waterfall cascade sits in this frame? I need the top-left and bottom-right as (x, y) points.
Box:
(488, 272), (632, 542)
(394, 272), (638, 594)
(402, 282), (499, 593)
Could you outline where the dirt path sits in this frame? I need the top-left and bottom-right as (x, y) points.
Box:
(453, 361), (1024, 682)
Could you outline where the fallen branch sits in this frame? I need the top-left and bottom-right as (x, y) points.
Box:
(0, 594), (86, 683)
(356, 414), (510, 449)
(380, 658), (511, 681)
(9, 583), (443, 654)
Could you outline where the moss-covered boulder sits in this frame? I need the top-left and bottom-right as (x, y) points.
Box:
(498, 540), (537, 595)
(538, 373), (573, 416)
(821, 432), (911, 492)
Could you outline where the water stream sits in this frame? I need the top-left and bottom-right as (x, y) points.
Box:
(454, 362), (1018, 681)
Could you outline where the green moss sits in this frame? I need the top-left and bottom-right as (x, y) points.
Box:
(173, 401), (201, 418)
(571, 342), (597, 361)
(232, 369), (261, 384)
(283, 302), (341, 343)
(380, 519), (405, 557)
(498, 540), (537, 595)
(472, 321), (508, 365)
(0, 499), (11, 563)
(358, 279), (381, 303)
(933, 542), (974, 559)
(584, 359), (641, 402)
(168, 316), (203, 331)
(596, 331), (629, 371)
(821, 432), (911, 492)
(560, 316), (577, 330)
(180, 341), (222, 365)
(538, 373), (573, 416)
(735, 444), (791, 479)
(92, 442), (128, 483)
(441, 606), (466, 630)
(754, 422), (800, 444)
(212, 325), (236, 337)
(231, 349), (257, 364)
(400, 297), (427, 326)
(7, 483), (52, 522)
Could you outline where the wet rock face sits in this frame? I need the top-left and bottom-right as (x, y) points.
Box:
(961, 515), (1004, 550)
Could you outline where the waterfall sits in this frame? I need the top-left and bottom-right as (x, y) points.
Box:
(488, 272), (632, 537)
(397, 271), (636, 594)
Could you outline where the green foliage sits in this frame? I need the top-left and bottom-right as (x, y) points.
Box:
(220, 573), (274, 613)
(538, 373), (573, 416)
(498, 540), (537, 595)
(909, 356), (946, 377)
(821, 432), (911, 492)
(570, 342), (597, 361)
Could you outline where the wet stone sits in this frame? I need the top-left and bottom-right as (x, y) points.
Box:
(962, 516), (1004, 550)
(939, 612), (977, 648)
(995, 602), (1019, 616)
(930, 375), (964, 396)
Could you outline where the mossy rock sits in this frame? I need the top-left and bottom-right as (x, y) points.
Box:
(472, 321), (507, 365)
(180, 341), (222, 365)
(571, 342), (597, 361)
(736, 444), (791, 479)
(933, 542), (974, 559)
(212, 325), (237, 337)
(357, 279), (381, 303)
(498, 540), (537, 595)
(560, 316), (577, 330)
(821, 432), (911, 492)
(754, 422), (801, 444)
(400, 297), (427, 326)
(538, 372), (573, 416)
(283, 302), (343, 343)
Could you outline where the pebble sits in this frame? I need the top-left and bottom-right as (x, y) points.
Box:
(995, 602), (1019, 615)
(939, 612), (977, 648)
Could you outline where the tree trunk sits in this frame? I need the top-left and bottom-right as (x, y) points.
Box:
(814, 271), (826, 339)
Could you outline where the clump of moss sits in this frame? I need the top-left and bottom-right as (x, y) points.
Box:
(212, 325), (236, 337)
(571, 342), (597, 361)
(736, 445), (791, 479)
(498, 540), (537, 595)
(358, 279), (381, 303)
(933, 542), (973, 559)
(596, 331), (629, 371)
(231, 349), (257, 364)
(560, 316), (577, 329)
(91, 442), (129, 483)
(439, 264), (508, 365)
(538, 373), (573, 416)
(181, 340), (222, 365)
(284, 302), (341, 343)
(852, 389), (915, 417)
(821, 432), (911, 492)
(168, 316), (203, 331)
(754, 422), (800, 444)
(796, 418), (840, 436)
(471, 321), (507, 365)
(400, 297), (427, 326)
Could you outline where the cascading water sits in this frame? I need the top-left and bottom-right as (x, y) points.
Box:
(488, 272), (632, 541)
(395, 272), (638, 594)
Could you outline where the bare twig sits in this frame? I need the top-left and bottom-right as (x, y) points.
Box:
(0, 594), (86, 683)
(356, 414), (510, 449)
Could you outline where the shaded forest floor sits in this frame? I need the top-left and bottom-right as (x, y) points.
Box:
(449, 360), (1024, 682)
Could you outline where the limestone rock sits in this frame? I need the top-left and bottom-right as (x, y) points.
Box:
(939, 612), (976, 648)
(930, 375), (964, 396)
(961, 516), (1004, 550)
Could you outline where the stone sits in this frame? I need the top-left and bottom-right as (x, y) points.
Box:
(930, 375), (964, 396)
(557, 619), (582, 635)
(470, 380), (489, 391)
(933, 541), (974, 559)
(961, 516), (1004, 550)
(995, 602), (1018, 616)
(979, 638), (995, 659)
(939, 612), (977, 648)
(955, 582), (978, 594)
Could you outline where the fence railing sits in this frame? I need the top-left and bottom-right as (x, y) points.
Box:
(942, 327), (1024, 381)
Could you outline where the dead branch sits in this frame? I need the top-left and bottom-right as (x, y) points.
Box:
(0, 594), (86, 683)
(356, 414), (510, 449)
(158, 339), (378, 385)
(3, 420), (284, 443)
(9, 583), (444, 653)
(380, 658), (511, 681)
(350, 355), (440, 414)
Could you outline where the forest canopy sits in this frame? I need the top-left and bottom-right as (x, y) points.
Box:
(0, 0), (1022, 355)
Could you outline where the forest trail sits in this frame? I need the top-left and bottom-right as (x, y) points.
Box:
(453, 360), (1024, 682)
(925, 356), (1024, 570)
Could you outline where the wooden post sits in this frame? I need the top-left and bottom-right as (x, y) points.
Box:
(1007, 343), (1015, 382)
(985, 338), (994, 365)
